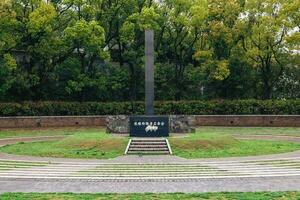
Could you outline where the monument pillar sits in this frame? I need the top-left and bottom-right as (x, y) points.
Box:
(145, 30), (154, 115)
(129, 30), (169, 137)
(106, 30), (195, 136)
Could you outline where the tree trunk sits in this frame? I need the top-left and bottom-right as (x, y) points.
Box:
(128, 64), (137, 101)
(261, 67), (272, 99)
(262, 81), (272, 99)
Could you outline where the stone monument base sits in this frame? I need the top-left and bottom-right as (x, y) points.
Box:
(106, 115), (195, 134)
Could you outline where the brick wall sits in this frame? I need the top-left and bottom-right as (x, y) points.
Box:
(0, 115), (299, 129)
(0, 116), (106, 128)
(194, 115), (300, 127)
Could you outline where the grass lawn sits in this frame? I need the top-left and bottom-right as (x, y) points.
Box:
(0, 127), (105, 139)
(0, 127), (299, 159)
(0, 132), (128, 159)
(170, 132), (300, 159)
(196, 127), (300, 136)
(1, 192), (300, 200)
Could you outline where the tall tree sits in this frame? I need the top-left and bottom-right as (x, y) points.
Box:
(239, 0), (297, 99)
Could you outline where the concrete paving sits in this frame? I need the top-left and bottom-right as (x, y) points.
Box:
(1, 176), (300, 193)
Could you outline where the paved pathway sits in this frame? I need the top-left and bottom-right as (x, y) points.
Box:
(0, 135), (300, 193)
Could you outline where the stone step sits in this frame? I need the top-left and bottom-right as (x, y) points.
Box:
(129, 145), (168, 148)
(125, 138), (172, 155)
(130, 144), (167, 147)
(128, 148), (169, 151)
(131, 139), (166, 142)
(131, 140), (166, 143)
(127, 151), (170, 154)
(130, 142), (166, 145)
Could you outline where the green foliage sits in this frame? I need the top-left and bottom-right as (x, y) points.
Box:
(3, 54), (17, 70)
(0, 100), (298, 116)
(28, 2), (57, 34)
(0, 0), (299, 101)
(64, 20), (106, 57)
(237, 0), (298, 99)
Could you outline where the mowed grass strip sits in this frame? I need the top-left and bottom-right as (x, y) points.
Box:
(1, 192), (300, 200)
(0, 160), (48, 171)
(169, 132), (300, 159)
(250, 160), (300, 169)
(0, 133), (128, 159)
(0, 127), (105, 139)
(196, 127), (300, 136)
(0, 160), (50, 165)
(0, 127), (298, 139)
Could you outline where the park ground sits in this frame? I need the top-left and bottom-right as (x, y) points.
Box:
(1, 192), (300, 200)
(0, 127), (299, 197)
(0, 127), (299, 159)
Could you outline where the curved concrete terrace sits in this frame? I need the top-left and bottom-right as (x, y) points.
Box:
(0, 135), (299, 193)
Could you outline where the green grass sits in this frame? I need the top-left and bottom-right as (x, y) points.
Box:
(170, 132), (300, 159)
(251, 160), (300, 169)
(1, 192), (300, 200)
(195, 127), (300, 136)
(0, 160), (48, 171)
(0, 127), (299, 159)
(0, 127), (105, 139)
(0, 132), (128, 159)
(1, 127), (298, 139)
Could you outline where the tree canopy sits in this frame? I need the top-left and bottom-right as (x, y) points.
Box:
(0, 0), (299, 101)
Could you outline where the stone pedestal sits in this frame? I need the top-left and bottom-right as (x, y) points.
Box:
(106, 115), (195, 134)
(106, 115), (129, 134)
(169, 115), (196, 133)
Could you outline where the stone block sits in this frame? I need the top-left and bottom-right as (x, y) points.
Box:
(169, 115), (196, 133)
(106, 115), (129, 134)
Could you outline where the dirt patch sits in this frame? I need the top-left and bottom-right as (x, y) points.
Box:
(96, 139), (126, 151)
(170, 137), (237, 150)
(60, 138), (126, 151)
(0, 136), (65, 147)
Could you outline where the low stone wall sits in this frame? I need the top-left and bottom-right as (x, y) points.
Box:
(0, 116), (106, 128)
(0, 115), (299, 129)
(106, 115), (196, 134)
(195, 115), (300, 127)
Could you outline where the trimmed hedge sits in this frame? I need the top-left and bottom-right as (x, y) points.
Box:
(0, 100), (299, 116)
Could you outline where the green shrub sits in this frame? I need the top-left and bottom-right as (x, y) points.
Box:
(0, 100), (299, 116)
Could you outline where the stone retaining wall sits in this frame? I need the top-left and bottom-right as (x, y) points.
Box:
(0, 115), (299, 129)
(195, 115), (300, 127)
(0, 116), (106, 128)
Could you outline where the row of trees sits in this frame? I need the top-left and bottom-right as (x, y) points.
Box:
(0, 0), (299, 101)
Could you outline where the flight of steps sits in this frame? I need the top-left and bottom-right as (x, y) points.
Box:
(125, 138), (172, 155)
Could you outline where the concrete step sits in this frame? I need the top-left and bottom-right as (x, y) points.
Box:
(130, 143), (167, 146)
(127, 151), (170, 155)
(125, 138), (172, 155)
(131, 140), (166, 144)
(131, 140), (166, 141)
(131, 138), (166, 141)
(128, 148), (169, 151)
(129, 145), (168, 148)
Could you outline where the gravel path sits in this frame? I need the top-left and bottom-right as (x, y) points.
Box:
(0, 136), (65, 147)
